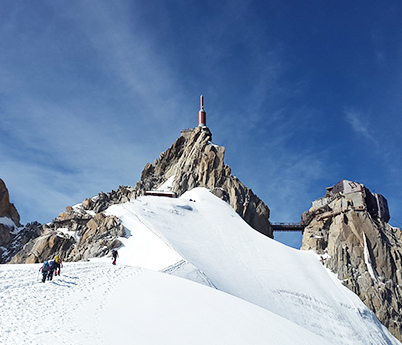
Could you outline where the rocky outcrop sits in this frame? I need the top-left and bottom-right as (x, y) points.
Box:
(2, 222), (44, 262)
(135, 127), (272, 237)
(301, 190), (402, 342)
(67, 212), (125, 261)
(10, 206), (125, 264)
(10, 230), (76, 264)
(81, 186), (136, 214)
(1, 178), (21, 251)
(0, 224), (13, 250)
(0, 178), (21, 227)
(0, 179), (43, 263)
(10, 186), (132, 264)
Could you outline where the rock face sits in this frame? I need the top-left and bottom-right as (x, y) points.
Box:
(10, 205), (125, 264)
(0, 179), (42, 263)
(135, 127), (272, 237)
(1, 178), (21, 253)
(9, 185), (134, 264)
(81, 186), (136, 214)
(301, 181), (402, 342)
(67, 212), (125, 261)
(0, 178), (21, 227)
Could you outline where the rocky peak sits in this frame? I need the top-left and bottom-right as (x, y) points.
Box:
(0, 178), (21, 227)
(301, 180), (402, 342)
(135, 127), (272, 238)
(0, 179), (42, 263)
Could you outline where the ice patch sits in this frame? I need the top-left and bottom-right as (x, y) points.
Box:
(57, 227), (79, 242)
(0, 216), (23, 234)
(0, 216), (16, 228)
(157, 175), (175, 191)
(363, 232), (379, 283)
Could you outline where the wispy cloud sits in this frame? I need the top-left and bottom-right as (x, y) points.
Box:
(0, 1), (194, 223)
(344, 108), (379, 147)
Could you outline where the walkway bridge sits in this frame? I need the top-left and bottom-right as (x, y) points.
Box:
(271, 222), (305, 233)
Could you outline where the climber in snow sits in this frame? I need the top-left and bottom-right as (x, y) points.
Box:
(112, 249), (119, 265)
(39, 261), (49, 283)
(54, 255), (63, 276)
(47, 259), (55, 280)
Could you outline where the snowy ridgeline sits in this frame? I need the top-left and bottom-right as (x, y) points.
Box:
(0, 188), (400, 345)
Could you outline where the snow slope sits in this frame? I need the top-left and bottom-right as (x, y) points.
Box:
(0, 187), (400, 344)
(0, 262), (331, 345)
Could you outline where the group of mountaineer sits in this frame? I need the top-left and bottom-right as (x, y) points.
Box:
(39, 255), (63, 283)
(38, 250), (118, 283)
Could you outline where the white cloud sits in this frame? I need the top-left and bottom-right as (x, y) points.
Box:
(344, 108), (379, 147)
(0, 1), (196, 224)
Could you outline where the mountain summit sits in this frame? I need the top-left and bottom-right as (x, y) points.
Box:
(134, 95), (271, 237)
(9, 115), (271, 264)
(135, 126), (272, 237)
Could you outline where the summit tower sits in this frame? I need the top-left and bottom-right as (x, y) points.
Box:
(198, 95), (206, 127)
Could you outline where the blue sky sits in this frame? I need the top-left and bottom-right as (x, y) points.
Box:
(1, 1), (402, 248)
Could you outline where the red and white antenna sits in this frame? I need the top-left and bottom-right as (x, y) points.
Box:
(198, 95), (206, 127)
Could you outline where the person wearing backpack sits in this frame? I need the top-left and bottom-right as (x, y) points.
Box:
(48, 260), (55, 280)
(39, 261), (49, 283)
(54, 255), (63, 276)
(112, 249), (118, 265)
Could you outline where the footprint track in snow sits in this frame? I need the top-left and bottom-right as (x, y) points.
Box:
(0, 262), (142, 345)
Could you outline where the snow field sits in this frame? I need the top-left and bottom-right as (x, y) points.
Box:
(0, 262), (332, 345)
(106, 188), (400, 345)
(1, 187), (400, 344)
(0, 262), (141, 345)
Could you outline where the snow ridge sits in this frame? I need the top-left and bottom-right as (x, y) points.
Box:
(162, 259), (217, 288)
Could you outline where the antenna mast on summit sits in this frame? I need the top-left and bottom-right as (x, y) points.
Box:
(198, 95), (206, 127)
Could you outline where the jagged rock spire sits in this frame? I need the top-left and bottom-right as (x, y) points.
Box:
(135, 127), (272, 238)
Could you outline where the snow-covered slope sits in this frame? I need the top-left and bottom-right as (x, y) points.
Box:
(0, 262), (330, 345)
(1, 188), (400, 344)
